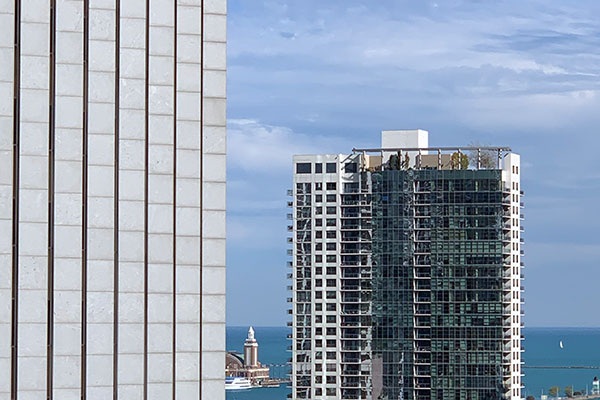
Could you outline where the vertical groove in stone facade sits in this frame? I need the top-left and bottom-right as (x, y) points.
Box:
(172, 1), (178, 398)
(143, 1), (150, 397)
(82, 1), (90, 396)
(198, 3), (204, 396)
(113, 0), (121, 397)
(0, 0), (227, 399)
(9, 0), (21, 397)
(47, 1), (57, 396)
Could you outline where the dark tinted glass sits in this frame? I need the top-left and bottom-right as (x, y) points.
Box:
(296, 162), (311, 174)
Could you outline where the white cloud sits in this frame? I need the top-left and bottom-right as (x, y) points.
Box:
(227, 119), (350, 175)
(230, 1), (598, 77)
(456, 89), (600, 131)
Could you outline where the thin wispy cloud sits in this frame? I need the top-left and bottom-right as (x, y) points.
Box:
(228, 119), (351, 175)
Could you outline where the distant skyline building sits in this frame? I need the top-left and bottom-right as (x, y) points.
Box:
(226, 327), (270, 385)
(289, 130), (524, 399)
(245, 326), (259, 367)
(0, 1), (226, 398)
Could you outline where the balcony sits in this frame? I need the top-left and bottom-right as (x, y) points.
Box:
(414, 295), (431, 303)
(414, 331), (431, 340)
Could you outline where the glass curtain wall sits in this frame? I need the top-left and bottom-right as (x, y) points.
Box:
(371, 169), (505, 400)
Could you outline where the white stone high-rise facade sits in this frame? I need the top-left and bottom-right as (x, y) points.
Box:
(0, 0), (226, 398)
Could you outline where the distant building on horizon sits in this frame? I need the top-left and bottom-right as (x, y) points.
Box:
(226, 327), (270, 385)
(289, 130), (524, 399)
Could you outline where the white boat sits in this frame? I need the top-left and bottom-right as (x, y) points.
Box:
(225, 377), (252, 391)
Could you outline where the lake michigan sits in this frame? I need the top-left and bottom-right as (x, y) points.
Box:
(226, 327), (600, 400)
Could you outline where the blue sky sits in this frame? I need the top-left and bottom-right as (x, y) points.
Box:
(225, 0), (600, 327)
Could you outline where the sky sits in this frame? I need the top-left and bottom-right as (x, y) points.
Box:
(225, 0), (600, 327)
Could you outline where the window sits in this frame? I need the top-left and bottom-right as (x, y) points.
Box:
(315, 328), (322, 335)
(315, 255), (322, 263)
(315, 206), (322, 215)
(326, 327), (336, 335)
(315, 219), (322, 227)
(326, 279), (336, 287)
(326, 376), (336, 384)
(326, 339), (336, 347)
(326, 255), (336, 263)
(326, 267), (336, 275)
(326, 304), (336, 312)
(315, 303), (322, 311)
(315, 376), (322, 384)
(315, 194), (322, 202)
(315, 279), (322, 287)
(326, 291), (336, 299)
(344, 182), (359, 192)
(296, 163), (311, 174)
(326, 351), (336, 359)
(315, 389), (322, 396)
(315, 163), (322, 173)
(326, 231), (336, 239)
(315, 363), (322, 371)
(326, 182), (336, 190)
(297, 182), (311, 193)
(315, 182), (322, 191)
(344, 163), (357, 173)
(326, 207), (336, 215)
(326, 163), (336, 173)
(326, 219), (336, 227)
(326, 243), (336, 251)
(315, 243), (322, 250)
(326, 194), (336, 202)
(315, 231), (322, 239)
(315, 267), (322, 275)
(315, 315), (322, 323)
(326, 388), (336, 396)
(315, 291), (322, 299)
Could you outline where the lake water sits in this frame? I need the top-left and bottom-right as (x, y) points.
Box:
(226, 326), (600, 400)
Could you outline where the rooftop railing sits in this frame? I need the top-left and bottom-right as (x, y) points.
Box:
(353, 146), (513, 171)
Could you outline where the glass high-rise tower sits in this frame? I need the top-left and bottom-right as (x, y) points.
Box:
(290, 130), (524, 400)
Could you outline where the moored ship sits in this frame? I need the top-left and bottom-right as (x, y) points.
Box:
(225, 377), (252, 391)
